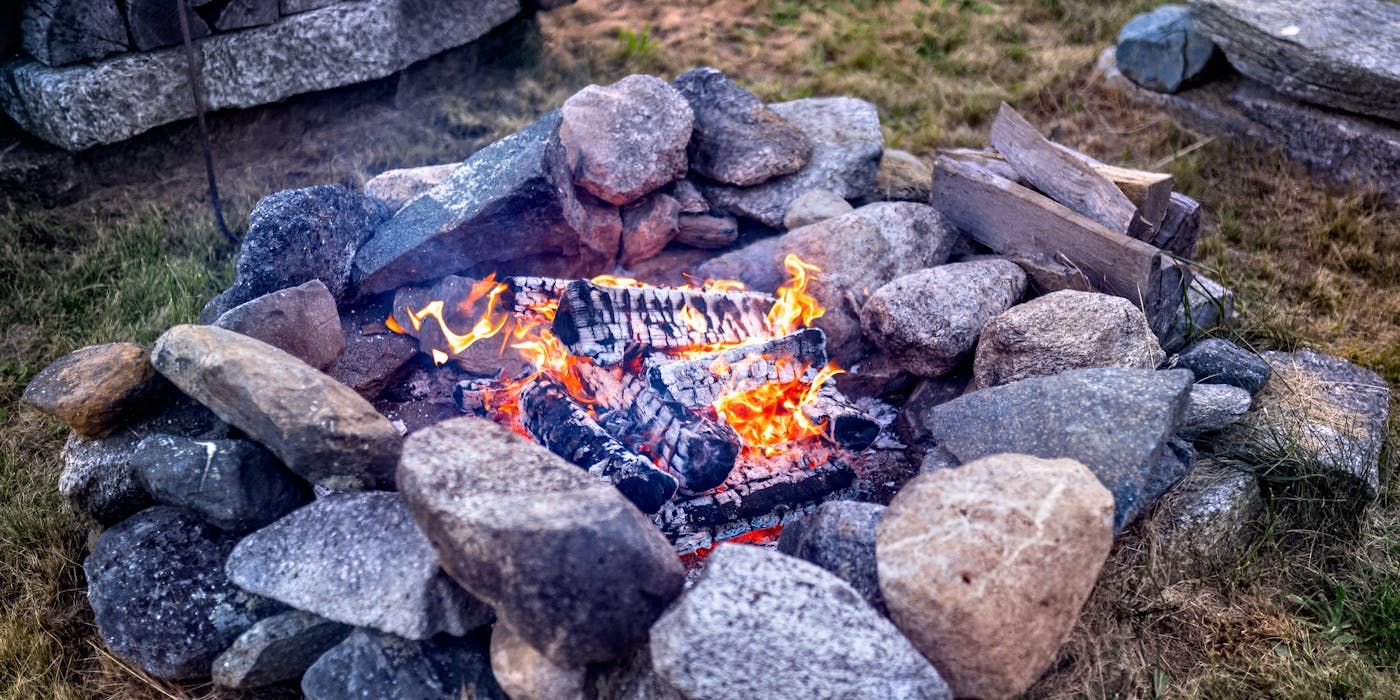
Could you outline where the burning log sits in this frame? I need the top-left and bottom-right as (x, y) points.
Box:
(505, 276), (570, 318)
(645, 328), (829, 409)
(453, 376), (506, 415)
(553, 280), (776, 365)
(799, 382), (881, 452)
(576, 362), (740, 493)
(519, 378), (678, 514)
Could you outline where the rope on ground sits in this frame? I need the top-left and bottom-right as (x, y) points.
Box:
(177, 0), (239, 247)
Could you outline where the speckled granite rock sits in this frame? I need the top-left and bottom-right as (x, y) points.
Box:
(1180, 382), (1251, 437)
(776, 500), (887, 613)
(1167, 337), (1271, 393)
(560, 75), (693, 205)
(672, 66), (811, 186)
(1144, 460), (1261, 576)
(132, 435), (306, 532)
(212, 611), (350, 689)
(302, 628), (505, 700)
(781, 188), (852, 230)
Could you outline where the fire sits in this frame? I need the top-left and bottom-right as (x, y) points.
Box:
(400, 275), (511, 366)
(768, 254), (825, 334)
(677, 305), (709, 334)
(711, 359), (843, 455)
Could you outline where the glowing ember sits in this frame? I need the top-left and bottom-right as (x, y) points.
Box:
(711, 359), (843, 455)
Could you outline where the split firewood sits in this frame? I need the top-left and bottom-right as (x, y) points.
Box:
(519, 377), (678, 514)
(505, 276), (571, 318)
(452, 376), (506, 415)
(675, 212), (740, 249)
(645, 328), (829, 409)
(799, 382), (880, 452)
(553, 279), (776, 365)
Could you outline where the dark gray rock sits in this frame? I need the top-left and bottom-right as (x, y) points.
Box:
(1145, 460), (1262, 576)
(1192, 0), (1400, 122)
(700, 97), (883, 227)
(397, 418), (685, 666)
(203, 0), (279, 31)
(665, 177), (708, 214)
(619, 191), (680, 267)
(1116, 5), (1218, 93)
(1168, 338), (1271, 393)
(302, 628), (505, 700)
(20, 0), (128, 66)
(123, 0), (210, 52)
(279, 0), (337, 14)
(895, 365), (974, 447)
(326, 297), (421, 399)
(212, 611), (350, 689)
(1181, 383), (1251, 437)
(586, 646), (686, 700)
(781, 188), (852, 230)
(226, 492), (491, 640)
(132, 434), (307, 532)
(918, 367), (1194, 531)
(213, 279), (345, 370)
(353, 111), (608, 297)
(776, 501), (887, 613)
(672, 66), (812, 187)
(85, 507), (283, 680)
(1134, 437), (1198, 525)
(559, 74), (693, 205)
(201, 185), (389, 321)
(650, 544), (951, 700)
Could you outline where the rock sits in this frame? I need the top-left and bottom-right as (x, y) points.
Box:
(776, 500), (887, 613)
(700, 97), (884, 227)
(151, 324), (401, 491)
(1139, 437), (1198, 525)
(664, 178), (708, 213)
(397, 418), (684, 665)
(132, 434), (307, 532)
(917, 367), (1193, 531)
(972, 290), (1166, 389)
(620, 192), (681, 266)
(1168, 337), (1271, 393)
(876, 454), (1114, 698)
(490, 623), (587, 700)
(1220, 349), (1390, 498)
(869, 148), (932, 202)
(1158, 271), (1234, 353)
(201, 185), (390, 320)
(212, 611), (351, 689)
(781, 188), (852, 230)
(23, 342), (165, 438)
(213, 279), (345, 370)
(20, 0), (128, 66)
(650, 544), (950, 700)
(861, 260), (1027, 377)
(559, 75), (694, 205)
(280, 0), (336, 13)
(1116, 5), (1218, 93)
(587, 646), (686, 700)
(123, 0), (210, 52)
(895, 365), (974, 447)
(673, 212), (739, 249)
(226, 492), (491, 640)
(302, 628), (504, 700)
(2, 0), (521, 150)
(364, 162), (459, 211)
(328, 297), (423, 399)
(1181, 383), (1251, 437)
(1144, 460), (1261, 576)
(204, 0), (279, 32)
(671, 66), (811, 186)
(833, 351), (917, 400)
(1192, 0), (1400, 122)
(353, 111), (606, 296)
(85, 507), (282, 680)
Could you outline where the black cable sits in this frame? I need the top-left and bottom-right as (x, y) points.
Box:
(176, 0), (238, 246)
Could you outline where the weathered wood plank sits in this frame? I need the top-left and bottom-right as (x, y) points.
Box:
(1152, 192), (1202, 258)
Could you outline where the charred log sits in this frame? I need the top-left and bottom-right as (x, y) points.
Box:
(452, 376), (506, 415)
(519, 378), (678, 514)
(645, 328), (829, 409)
(800, 383), (880, 452)
(505, 276), (571, 319)
(675, 212), (740, 249)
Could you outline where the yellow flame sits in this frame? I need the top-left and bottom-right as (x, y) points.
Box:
(677, 305), (709, 334)
(767, 254), (826, 334)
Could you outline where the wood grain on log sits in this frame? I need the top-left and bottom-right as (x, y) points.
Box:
(799, 383), (880, 451)
(675, 213), (740, 249)
(1152, 192), (1202, 258)
(505, 276), (570, 318)
(645, 328), (829, 409)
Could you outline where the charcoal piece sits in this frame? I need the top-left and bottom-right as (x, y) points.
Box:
(800, 382), (881, 452)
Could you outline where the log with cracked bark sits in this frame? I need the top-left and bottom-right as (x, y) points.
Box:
(799, 381), (881, 452)
(505, 276), (570, 319)
(645, 328), (829, 408)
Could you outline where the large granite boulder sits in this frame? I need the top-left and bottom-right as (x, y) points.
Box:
(212, 610), (351, 689)
(226, 492), (491, 640)
(672, 66), (812, 186)
(700, 97), (883, 227)
(302, 628), (504, 700)
(1116, 5), (1218, 93)
(397, 418), (684, 666)
(132, 434), (306, 532)
(85, 507), (282, 680)
(23, 342), (165, 438)
(650, 544), (951, 700)
(200, 185), (389, 320)
(559, 74), (693, 205)
(151, 324), (401, 491)
(914, 367), (1194, 530)
(20, 0), (128, 66)
(876, 454), (1114, 698)
(776, 500), (887, 613)
(212, 279), (345, 370)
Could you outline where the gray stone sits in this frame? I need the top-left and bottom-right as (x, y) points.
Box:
(700, 97), (883, 227)
(1116, 5), (1218, 93)
(226, 492), (491, 640)
(302, 628), (505, 700)
(664, 177), (708, 213)
(353, 111), (608, 297)
(20, 0), (128, 66)
(212, 611), (351, 689)
(1168, 337), (1271, 393)
(151, 324), (402, 491)
(2, 0), (521, 150)
(560, 75), (693, 205)
(620, 191), (680, 266)
(895, 366), (974, 447)
(1144, 461), (1261, 575)
(867, 148), (932, 203)
(279, 0), (337, 14)
(1138, 437), (1198, 525)
(1192, 0), (1400, 122)
(781, 188), (852, 230)
(205, 0), (279, 32)
(326, 298), (421, 399)
(124, 0), (210, 52)
(397, 418), (684, 666)
(587, 646), (686, 700)
(973, 290), (1166, 389)
(213, 279), (345, 370)
(861, 260), (1027, 377)
(918, 367), (1194, 531)
(22, 342), (165, 438)
(85, 507), (282, 680)
(672, 66), (811, 186)
(364, 162), (459, 211)
(200, 185), (389, 321)
(776, 500), (887, 613)
(490, 623), (587, 700)
(1181, 382), (1252, 437)
(650, 544), (951, 700)
(132, 434), (307, 532)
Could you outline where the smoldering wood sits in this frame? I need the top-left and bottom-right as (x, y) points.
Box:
(799, 382), (881, 452)
(576, 362), (740, 493)
(519, 378), (678, 514)
(645, 328), (830, 409)
(505, 276), (571, 318)
(452, 376), (506, 415)
(675, 212), (740, 249)
(1151, 192), (1203, 258)
(931, 154), (1164, 310)
(553, 280), (776, 365)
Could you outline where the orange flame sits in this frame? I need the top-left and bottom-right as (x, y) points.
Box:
(677, 305), (708, 334)
(402, 275), (511, 365)
(711, 359), (843, 456)
(767, 254), (825, 334)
